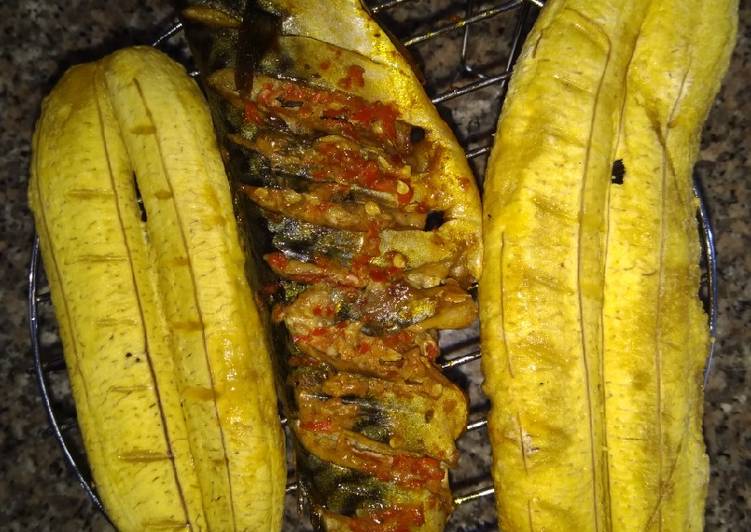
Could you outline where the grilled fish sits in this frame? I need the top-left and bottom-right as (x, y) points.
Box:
(179, 0), (483, 529)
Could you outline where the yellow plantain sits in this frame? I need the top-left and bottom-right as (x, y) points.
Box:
(29, 47), (286, 531)
(480, 1), (652, 528)
(30, 60), (205, 532)
(603, 0), (737, 530)
(480, 0), (737, 530)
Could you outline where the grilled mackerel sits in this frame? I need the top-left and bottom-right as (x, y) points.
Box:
(180, 0), (483, 530)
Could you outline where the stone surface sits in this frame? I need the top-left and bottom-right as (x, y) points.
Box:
(0, 1), (748, 530)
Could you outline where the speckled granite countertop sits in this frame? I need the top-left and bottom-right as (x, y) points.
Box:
(1, 1), (748, 530)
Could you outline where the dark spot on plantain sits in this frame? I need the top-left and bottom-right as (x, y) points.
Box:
(611, 159), (626, 185)
(631, 370), (651, 392)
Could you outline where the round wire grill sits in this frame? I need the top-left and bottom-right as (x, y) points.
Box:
(28, 0), (719, 529)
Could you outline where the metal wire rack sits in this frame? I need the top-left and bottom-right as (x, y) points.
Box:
(28, 0), (719, 529)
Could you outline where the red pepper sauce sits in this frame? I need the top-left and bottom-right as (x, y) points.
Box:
(391, 455), (445, 487)
(243, 101), (264, 125)
(338, 64), (366, 90)
(249, 78), (403, 148)
(349, 505), (425, 532)
(312, 141), (402, 194)
(299, 419), (334, 433)
(264, 251), (289, 270)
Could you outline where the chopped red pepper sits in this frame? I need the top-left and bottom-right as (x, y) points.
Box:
(338, 64), (366, 90)
(357, 342), (371, 354)
(392, 455), (444, 484)
(291, 334), (310, 344)
(300, 419), (334, 432)
(382, 330), (416, 352)
(265, 252), (289, 270)
(314, 141), (399, 193)
(311, 168), (328, 181)
(368, 267), (389, 283)
(243, 102), (264, 124)
(349, 505), (425, 532)
(350, 101), (399, 141)
(396, 183), (414, 205)
(458, 176), (473, 191)
(257, 82), (275, 106)
(425, 342), (439, 360)
(250, 77), (406, 150)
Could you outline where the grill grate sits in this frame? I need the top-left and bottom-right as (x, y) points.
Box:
(28, 0), (719, 529)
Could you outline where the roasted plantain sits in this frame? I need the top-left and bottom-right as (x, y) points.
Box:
(179, 0), (483, 530)
(601, 1), (737, 529)
(480, 0), (737, 531)
(29, 47), (286, 531)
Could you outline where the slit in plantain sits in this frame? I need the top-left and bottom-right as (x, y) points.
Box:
(119, 450), (173, 463)
(133, 172), (148, 222)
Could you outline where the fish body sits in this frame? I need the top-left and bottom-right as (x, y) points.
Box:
(180, 1), (483, 529)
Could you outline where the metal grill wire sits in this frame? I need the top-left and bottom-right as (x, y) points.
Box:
(27, 0), (719, 529)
